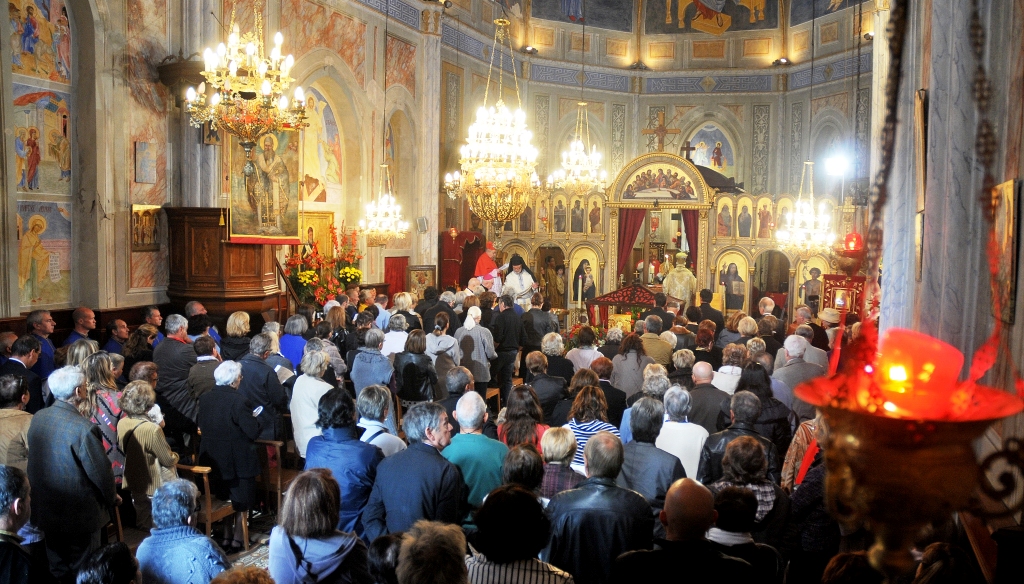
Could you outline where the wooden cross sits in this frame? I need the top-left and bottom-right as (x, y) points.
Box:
(680, 140), (696, 160)
(641, 111), (680, 152)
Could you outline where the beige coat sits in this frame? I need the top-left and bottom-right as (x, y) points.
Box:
(118, 416), (178, 496)
(0, 409), (32, 470)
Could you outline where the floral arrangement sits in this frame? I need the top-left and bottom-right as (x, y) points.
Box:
(561, 324), (607, 352)
(284, 223), (364, 305)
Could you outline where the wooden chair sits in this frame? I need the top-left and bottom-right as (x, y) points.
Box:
(176, 462), (249, 552)
(256, 439), (300, 513)
(486, 387), (501, 412)
(102, 506), (123, 544)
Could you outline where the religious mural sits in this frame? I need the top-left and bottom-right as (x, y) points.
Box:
(622, 163), (701, 201)
(646, 1), (778, 36)
(790, 0), (867, 26)
(530, 0), (633, 33)
(17, 200), (72, 307)
(570, 247), (600, 306)
(228, 131), (302, 244)
(301, 87), (343, 204)
(10, 0), (71, 83)
(688, 123), (735, 179)
(12, 83), (71, 196)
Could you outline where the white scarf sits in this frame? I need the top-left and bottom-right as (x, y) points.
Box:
(464, 306), (480, 331)
(706, 527), (753, 546)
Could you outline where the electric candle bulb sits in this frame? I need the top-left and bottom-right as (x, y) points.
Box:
(186, 87), (197, 102)
(261, 80), (272, 96)
(274, 32), (283, 46)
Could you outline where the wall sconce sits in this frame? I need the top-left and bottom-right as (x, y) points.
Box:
(772, 57), (790, 66)
(522, 45), (538, 55)
(863, 31), (875, 41)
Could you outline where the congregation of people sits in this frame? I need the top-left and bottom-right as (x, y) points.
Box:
(0, 282), (984, 584)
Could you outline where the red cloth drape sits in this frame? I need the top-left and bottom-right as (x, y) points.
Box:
(384, 256), (409, 300)
(682, 210), (700, 271)
(617, 208), (647, 278)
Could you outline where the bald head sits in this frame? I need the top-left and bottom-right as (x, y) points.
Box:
(661, 478), (717, 542)
(692, 361), (714, 383)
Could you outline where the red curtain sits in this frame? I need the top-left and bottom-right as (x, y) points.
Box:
(383, 256), (409, 303)
(617, 208), (647, 278)
(682, 210), (700, 270)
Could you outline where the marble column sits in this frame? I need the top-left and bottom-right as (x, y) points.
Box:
(175, 0), (221, 208)
(416, 5), (444, 267)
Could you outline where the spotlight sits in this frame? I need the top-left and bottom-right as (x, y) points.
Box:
(441, 0), (452, 8)
(825, 155), (850, 177)
(773, 57), (790, 66)
(522, 45), (538, 55)
(863, 31), (875, 41)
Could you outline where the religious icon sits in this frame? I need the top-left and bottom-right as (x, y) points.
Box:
(589, 200), (602, 232)
(541, 255), (565, 309)
(738, 205), (752, 238)
(203, 121), (222, 145)
(711, 141), (725, 170)
(573, 259), (597, 302)
(801, 267), (823, 315)
(554, 200), (567, 232)
(570, 199), (585, 232)
(519, 205), (534, 231)
(538, 200), (549, 229)
(757, 205), (773, 238)
(131, 205), (161, 252)
(720, 262), (745, 310)
(717, 203), (732, 237)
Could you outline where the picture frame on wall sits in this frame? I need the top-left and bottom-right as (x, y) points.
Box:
(131, 204), (161, 252)
(992, 179), (1020, 324)
(297, 211), (335, 258)
(202, 121), (223, 146)
(407, 265), (437, 301)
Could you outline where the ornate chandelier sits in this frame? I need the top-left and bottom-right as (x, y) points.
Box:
(547, 16), (606, 199)
(360, 164), (409, 247)
(183, 1), (307, 175)
(443, 19), (540, 241)
(775, 160), (836, 255)
(548, 102), (607, 198)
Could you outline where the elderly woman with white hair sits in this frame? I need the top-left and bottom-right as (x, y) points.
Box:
(197, 360), (262, 552)
(454, 306), (497, 396)
(540, 332), (575, 382)
(290, 350), (333, 459)
(655, 386), (709, 478)
(381, 314), (409, 357)
(598, 326), (624, 360)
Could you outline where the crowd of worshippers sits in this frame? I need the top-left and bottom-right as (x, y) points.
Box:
(0, 289), (986, 584)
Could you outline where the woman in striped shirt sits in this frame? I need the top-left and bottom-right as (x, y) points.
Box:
(564, 386), (619, 473)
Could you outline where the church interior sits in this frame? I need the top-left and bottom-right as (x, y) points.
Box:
(2, 0), (1024, 580)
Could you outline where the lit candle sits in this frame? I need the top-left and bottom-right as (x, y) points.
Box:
(874, 329), (964, 419)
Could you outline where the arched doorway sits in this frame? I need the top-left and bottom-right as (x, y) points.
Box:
(752, 250), (791, 320)
(534, 244), (566, 309)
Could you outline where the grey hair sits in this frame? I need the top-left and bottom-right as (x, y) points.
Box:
(643, 363), (668, 380)
(49, 366), (84, 401)
(731, 390), (762, 424)
(214, 361), (242, 386)
(151, 479), (199, 529)
(389, 314), (408, 331)
(304, 338), (325, 353)
(641, 374), (671, 400)
(644, 315), (664, 334)
(664, 386), (692, 422)
(284, 314), (308, 336)
(455, 391), (486, 431)
(445, 366), (473, 396)
(758, 297), (775, 314)
(796, 306), (813, 320)
(164, 314), (188, 335)
(440, 291), (457, 305)
(184, 301), (204, 318)
(356, 384), (391, 421)
(403, 402), (447, 442)
(541, 332), (564, 356)
(794, 324), (814, 342)
(784, 334), (808, 358)
(659, 331), (677, 347)
(454, 291), (467, 306)
(262, 321), (282, 335)
(746, 337), (766, 354)
(364, 327), (385, 348)
(108, 353), (125, 371)
(249, 332), (274, 356)
(630, 397), (666, 443)
(605, 327), (624, 343)
(300, 350), (329, 377)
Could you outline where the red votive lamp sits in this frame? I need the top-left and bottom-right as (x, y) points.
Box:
(873, 329), (963, 419)
(844, 232), (864, 252)
(449, 227), (458, 241)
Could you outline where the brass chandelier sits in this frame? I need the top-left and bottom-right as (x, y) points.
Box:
(443, 18), (541, 242)
(775, 160), (837, 256)
(184, 1), (308, 176)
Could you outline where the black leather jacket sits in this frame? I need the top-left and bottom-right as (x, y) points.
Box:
(543, 477), (654, 584)
(696, 422), (780, 485)
(393, 352), (437, 402)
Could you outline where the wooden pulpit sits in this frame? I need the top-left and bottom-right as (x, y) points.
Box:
(164, 208), (285, 323)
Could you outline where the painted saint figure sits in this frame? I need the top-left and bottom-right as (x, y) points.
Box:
(573, 259), (596, 303)
(716, 204), (732, 237)
(542, 256), (565, 310)
(589, 201), (601, 233)
(538, 200), (549, 229)
(738, 206), (752, 238)
(711, 141), (725, 170)
(757, 205), (773, 238)
(25, 128), (41, 190)
(18, 215), (49, 303)
(519, 205), (533, 232)
(720, 262), (745, 311)
(570, 200), (585, 232)
(801, 267), (823, 315)
(554, 200), (567, 232)
(14, 129), (27, 188)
